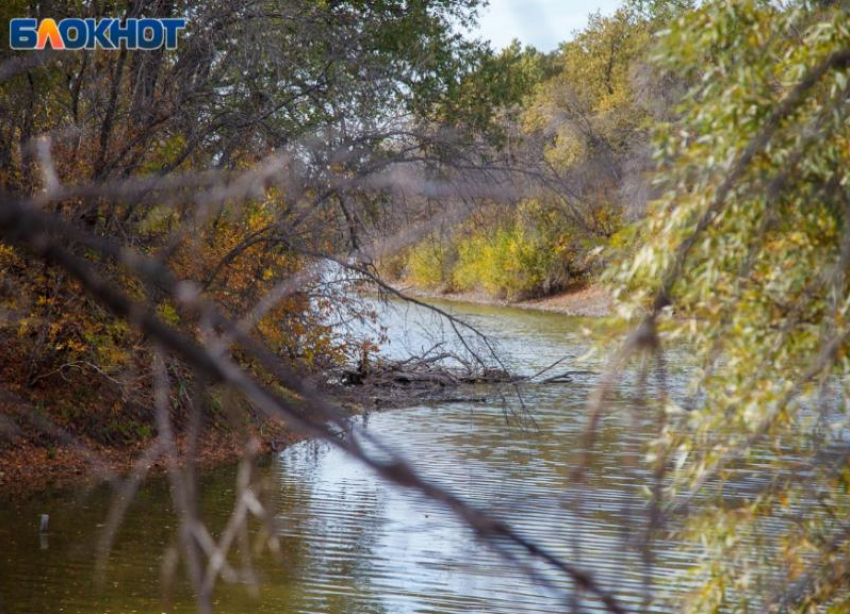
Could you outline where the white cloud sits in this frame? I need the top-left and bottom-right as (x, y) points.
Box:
(472, 0), (623, 51)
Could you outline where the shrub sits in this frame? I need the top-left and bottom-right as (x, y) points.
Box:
(405, 236), (458, 290)
(451, 202), (587, 300)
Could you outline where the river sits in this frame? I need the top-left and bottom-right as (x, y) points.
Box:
(0, 299), (698, 614)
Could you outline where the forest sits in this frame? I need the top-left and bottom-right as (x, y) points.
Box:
(1, 0), (850, 613)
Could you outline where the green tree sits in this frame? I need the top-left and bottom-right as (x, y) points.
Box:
(0, 0), (491, 443)
(612, 2), (850, 611)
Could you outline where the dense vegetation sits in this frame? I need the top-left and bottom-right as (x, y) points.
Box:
(0, 0), (493, 446)
(2, 0), (850, 613)
(391, 0), (685, 299)
(615, 3), (850, 611)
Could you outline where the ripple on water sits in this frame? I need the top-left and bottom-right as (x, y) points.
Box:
(0, 302), (734, 614)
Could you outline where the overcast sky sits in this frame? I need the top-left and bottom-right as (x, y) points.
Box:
(472, 0), (623, 51)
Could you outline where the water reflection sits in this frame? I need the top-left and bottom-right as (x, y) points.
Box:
(0, 300), (696, 614)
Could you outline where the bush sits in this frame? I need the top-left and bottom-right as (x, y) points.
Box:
(453, 222), (565, 300)
(400, 201), (595, 301)
(405, 236), (458, 290)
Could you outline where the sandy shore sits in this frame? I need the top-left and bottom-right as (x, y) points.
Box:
(389, 283), (612, 317)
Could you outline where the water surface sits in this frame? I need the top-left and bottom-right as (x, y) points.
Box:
(1, 300), (695, 614)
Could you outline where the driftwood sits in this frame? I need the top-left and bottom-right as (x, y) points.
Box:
(334, 351), (515, 407)
(339, 358), (517, 389)
(338, 353), (596, 397)
(537, 370), (597, 384)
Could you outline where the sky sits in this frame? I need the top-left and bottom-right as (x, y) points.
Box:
(472, 0), (623, 52)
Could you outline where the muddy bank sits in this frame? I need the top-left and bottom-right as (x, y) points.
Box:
(0, 414), (302, 500)
(389, 283), (612, 317)
(0, 383), (437, 500)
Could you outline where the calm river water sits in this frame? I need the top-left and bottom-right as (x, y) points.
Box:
(0, 299), (697, 614)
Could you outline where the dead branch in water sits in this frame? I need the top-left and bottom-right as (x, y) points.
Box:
(334, 346), (599, 410)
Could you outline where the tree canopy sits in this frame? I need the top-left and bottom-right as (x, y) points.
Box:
(611, 2), (850, 611)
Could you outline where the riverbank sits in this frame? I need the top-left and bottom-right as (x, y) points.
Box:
(390, 283), (612, 317)
(1, 284), (609, 499)
(1, 364), (485, 499)
(0, 412), (302, 499)
(0, 377), (450, 500)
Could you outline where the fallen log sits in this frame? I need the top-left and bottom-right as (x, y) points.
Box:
(336, 359), (596, 398)
(536, 370), (598, 384)
(338, 356), (517, 389)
